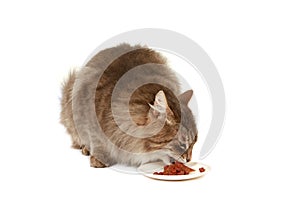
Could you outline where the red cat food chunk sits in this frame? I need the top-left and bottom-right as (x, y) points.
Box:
(199, 167), (205, 173)
(153, 161), (195, 175)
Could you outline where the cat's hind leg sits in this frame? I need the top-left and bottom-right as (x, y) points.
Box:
(90, 156), (107, 168)
(68, 128), (82, 150)
(72, 142), (81, 149)
(89, 145), (116, 168)
(81, 145), (90, 156)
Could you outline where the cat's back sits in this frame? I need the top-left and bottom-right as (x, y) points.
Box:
(89, 44), (181, 129)
(86, 44), (179, 92)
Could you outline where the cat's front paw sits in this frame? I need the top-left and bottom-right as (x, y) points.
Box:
(90, 156), (107, 168)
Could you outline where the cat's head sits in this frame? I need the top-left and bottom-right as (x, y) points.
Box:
(147, 90), (198, 163)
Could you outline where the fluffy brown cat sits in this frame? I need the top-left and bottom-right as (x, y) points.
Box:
(60, 44), (198, 168)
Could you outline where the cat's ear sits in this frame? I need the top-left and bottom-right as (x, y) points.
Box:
(148, 90), (173, 120)
(178, 90), (193, 105)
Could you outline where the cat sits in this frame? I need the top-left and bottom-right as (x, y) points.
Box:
(60, 44), (198, 168)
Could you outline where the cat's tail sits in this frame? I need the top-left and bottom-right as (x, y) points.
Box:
(61, 69), (78, 103)
(60, 69), (82, 149)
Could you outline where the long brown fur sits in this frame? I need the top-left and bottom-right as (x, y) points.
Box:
(60, 44), (197, 167)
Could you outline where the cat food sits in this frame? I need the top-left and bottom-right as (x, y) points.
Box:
(199, 167), (205, 173)
(153, 161), (195, 175)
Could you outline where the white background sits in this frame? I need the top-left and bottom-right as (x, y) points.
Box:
(0, 0), (299, 199)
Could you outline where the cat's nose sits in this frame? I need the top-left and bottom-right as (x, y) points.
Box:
(181, 153), (189, 163)
(186, 157), (191, 162)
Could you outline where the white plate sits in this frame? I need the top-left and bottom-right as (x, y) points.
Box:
(138, 161), (210, 181)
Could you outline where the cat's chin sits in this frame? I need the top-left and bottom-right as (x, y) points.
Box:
(161, 155), (185, 165)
